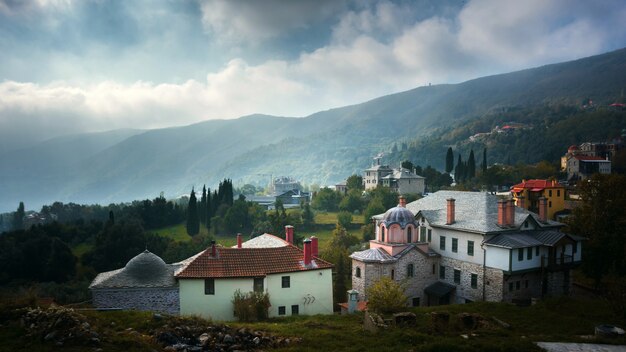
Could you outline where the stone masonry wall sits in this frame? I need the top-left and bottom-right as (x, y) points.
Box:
(439, 257), (504, 303)
(92, 287), (179, 315)
(393, 249), (438, 306)
(501, 272), (542, 302)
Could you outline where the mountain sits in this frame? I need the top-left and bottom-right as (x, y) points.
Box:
(1, 47), (625, 212)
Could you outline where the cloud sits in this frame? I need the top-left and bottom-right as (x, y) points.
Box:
(199, 0), (344, 44)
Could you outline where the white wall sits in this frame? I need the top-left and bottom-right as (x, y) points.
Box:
(179, 269), (333, 321)
(431, 228), (485, 265)
(510, 247), (542, 272)
(485, 247), (510, 271)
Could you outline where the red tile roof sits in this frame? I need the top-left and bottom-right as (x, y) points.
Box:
(511, 179), (562, 192)
(175, 245), (333, 278)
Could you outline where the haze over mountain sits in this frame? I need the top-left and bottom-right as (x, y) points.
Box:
(1, 47), (625, 212)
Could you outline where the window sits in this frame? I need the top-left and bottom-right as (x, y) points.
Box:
(407, 264), (414, 277)
(281, 276), (290, 288)
(407, 227), (412, 243)
(549, 190), (552, 197)
(291, 305), (299, 315)
(518, 249), (524, 261)
(440, 236), (446, 251)
(204, 279), (215, 295)
(515, 281), (521, 290)
(467, 240), (474, 256)
(536, 246), (540, 256)
(452, 238), (458, 253)
(432, 264), (436, 275)
(573, 242), (578, 254)
(549, 201), (552, 208)
(253, 278), (264, 293)
(557, 190), (561, 197)
(427, 229), (432, 242)
(471, 274), (478, 289)
(391, 269), (395, 280)
(419, 226), (426, 242)
(278, 306), (286, 315)
(355, 267), (361, 278)
(454, 269), (461, 284)
(381, 227), (385, 242)
(527, 247), (532, 260)
(412, 297), (420, 307)
(439, 265), (446, 279)
(524, 221), (529, 228)
(509, 282), (514, 292)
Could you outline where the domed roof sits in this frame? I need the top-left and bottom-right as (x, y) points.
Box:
(124, 250), (168, 280)
(382, 205), (416, 228)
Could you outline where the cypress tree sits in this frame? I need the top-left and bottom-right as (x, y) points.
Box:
(206, 188), (211, 231)
(468, 149), (476, 178)
(482, 147), (488, 173)
(13, 202), (25, 230)
(445, 147), (454, 173)
(186, 188), (200, 236)
(200, 185), (207, 225)
(454, 154), (463, 183)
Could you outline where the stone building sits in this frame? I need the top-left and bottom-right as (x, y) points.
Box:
(363, 157), (425, 195)
(351, 191), (584, 306)
(89, 250), (180, 314)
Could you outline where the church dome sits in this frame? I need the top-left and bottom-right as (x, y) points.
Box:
(382, 205), (416, 228)
(124, 250), (168, 280)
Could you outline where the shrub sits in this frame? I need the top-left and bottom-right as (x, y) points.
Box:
(366, 277), (408, 315)
(232, 290), (270, 322)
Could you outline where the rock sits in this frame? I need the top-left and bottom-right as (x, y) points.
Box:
(81, 322), (91, 329)
(253, 336), (260, 345)
(44, 331), (58, 341)
(198, 332), (210, 345)
(223, 334), (234, 343)
(153, 313), (164, 320)
(393, 312), (417, 326)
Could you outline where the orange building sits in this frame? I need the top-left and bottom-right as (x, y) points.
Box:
(511, 179), (566, 220)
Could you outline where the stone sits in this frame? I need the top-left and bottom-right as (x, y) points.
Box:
(223, 334), (233, 343)
(393, 312), (417, 326)
(253, 337), (260, 345)
(44, 331), (58, 341)
(198, 332), (210, 345)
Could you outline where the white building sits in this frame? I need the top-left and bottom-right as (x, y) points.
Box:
(351, 191), (583, 306)
(381, 168), (425, 195)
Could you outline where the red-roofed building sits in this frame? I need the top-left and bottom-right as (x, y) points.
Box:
(562, 143), (613, 182)
(511, 180), (565, 220)
(176, 235), (334, 321)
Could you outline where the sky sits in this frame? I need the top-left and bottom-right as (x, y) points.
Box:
(1, 0), (626, 149)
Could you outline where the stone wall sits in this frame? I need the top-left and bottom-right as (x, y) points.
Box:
(92, 287), (179, 315)
(501, 272), (542, 302)
(439, 257), (505, 303)
(393, 249), (438, 306)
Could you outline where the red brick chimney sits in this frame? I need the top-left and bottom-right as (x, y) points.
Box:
(446, 198), (455, 225)
(507, 199), (516, 226)
(285, 225), (294, 244)
(517, 196), (525, 209)
(210, 240), (216, 257)
(237, 233), (242, 249)
(497, 200), (507, 227)
(311, 236), (318, 257)
(539, 197), (548, 222)
(303, 238), (312, 266)
(399, 195), (406, 208)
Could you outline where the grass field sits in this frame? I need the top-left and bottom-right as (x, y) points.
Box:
(1, 296), (624, 351)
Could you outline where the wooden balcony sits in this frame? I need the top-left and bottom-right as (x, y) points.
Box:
(541, 254), (575, 271)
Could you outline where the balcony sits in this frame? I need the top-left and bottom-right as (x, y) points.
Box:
(541, 254), (575, 271)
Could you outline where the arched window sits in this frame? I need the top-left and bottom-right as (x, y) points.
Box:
(407, 227), (413, 243)
(381, 226), (385, 242)
(355, 267), (361, 278)
(391, 269), (395, 280)
(407, 263), (414, 277)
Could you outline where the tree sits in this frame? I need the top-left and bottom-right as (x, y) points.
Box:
(205, 189), (211, 231)
(339, 189), (363, 213)
(468, 149), (476, 179)
(311, 188), (341, 212)
(401, 160), (414, 172)
(366, 277), (408, 315)
(186, 188), (200, 236)
(200, 185), (207, 225)
(346, 174), (364, 191)
(445, 147), (454, 173)
(454, 154), (464, 183)
(482, 147), (488, 173)
(337, 211), (353, 229)
(301, 202), (315, 228)
(363, 198), (386, 224)
(12, 202), (25, 230)
(566, 174), (626, 286)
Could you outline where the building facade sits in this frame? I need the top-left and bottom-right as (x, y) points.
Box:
(511, 179), (566, 220)
(351, 191), (583, 306)
(562, 144), (612, 181)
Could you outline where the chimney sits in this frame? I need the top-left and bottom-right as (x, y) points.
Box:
(507, 199), (515, 226)
(210, 240), (216, 257)
(497, 200), (507, 226)
(311, 236), (318, 257)
(399, 195), (406, 208)
(446, 198), (455, 225)
(539, 197), (548, 222)
(237, 233), (242, 249)
(517, 196), (525, 209)
(285, 225), (294, 244)
(347, 289), (359, 314)
(303, 238), (312, 266)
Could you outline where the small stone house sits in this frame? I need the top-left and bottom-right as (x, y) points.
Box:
(89, 250), (180, 314)
(351, 191), (584, 306)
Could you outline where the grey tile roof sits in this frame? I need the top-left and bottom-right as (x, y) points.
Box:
(89, 250), (178, 289)
(485, 230), (584, 249)
(234, 233), (289, 248)
(403, 191), (562, 234)
(350, 247), (396, 263)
